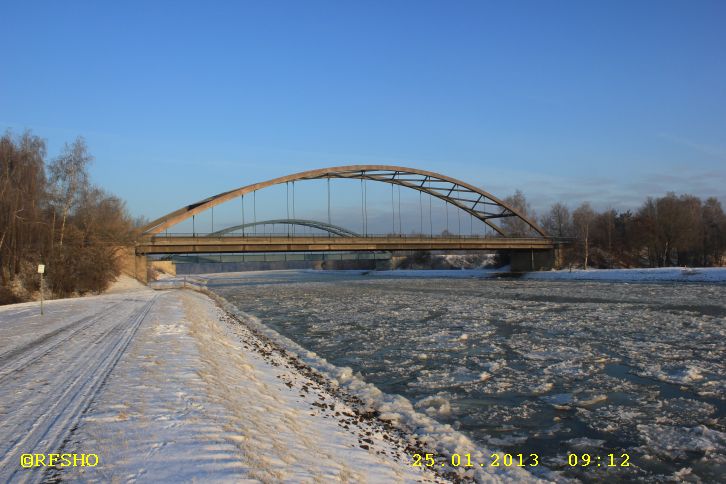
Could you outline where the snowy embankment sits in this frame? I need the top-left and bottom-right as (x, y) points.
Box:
(150, 276), (554, 483)
(0, 276), (547, 482)
(366, 266), (726, 283)
(156, 269), (726, 481)
(521, 267), (726, 283)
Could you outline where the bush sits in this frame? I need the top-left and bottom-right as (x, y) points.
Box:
(0, 285), (21, 305)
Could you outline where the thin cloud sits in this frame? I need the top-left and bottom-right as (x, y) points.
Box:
(484, 171), (726, 214)
(657, 133), (726, 159)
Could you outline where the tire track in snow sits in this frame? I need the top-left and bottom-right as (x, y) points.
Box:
(0, 293), (158, 483)
(0, 301), (126, 384)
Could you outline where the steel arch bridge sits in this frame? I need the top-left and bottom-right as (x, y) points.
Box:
(141, 165), (545, 237)
(211, 219), (361, 237)
(135, 166), (556, 263)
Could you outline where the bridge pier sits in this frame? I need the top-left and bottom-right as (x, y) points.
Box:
(510, 249), (555, 272)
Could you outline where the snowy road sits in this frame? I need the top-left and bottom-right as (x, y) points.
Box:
(0, 291), (158, 482)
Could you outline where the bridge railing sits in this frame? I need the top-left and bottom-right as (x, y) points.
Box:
(147, 232), (562, 242)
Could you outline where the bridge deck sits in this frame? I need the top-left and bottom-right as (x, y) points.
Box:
(136, 235), (555, 255)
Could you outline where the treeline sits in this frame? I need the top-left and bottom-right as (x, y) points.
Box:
(505, 190), (726, 268)
(1, 130), (135, 304)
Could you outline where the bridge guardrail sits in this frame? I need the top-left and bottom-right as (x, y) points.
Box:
(147, 233), (561, 242)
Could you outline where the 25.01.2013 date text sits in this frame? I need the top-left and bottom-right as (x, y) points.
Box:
(412, 453), (539, 468)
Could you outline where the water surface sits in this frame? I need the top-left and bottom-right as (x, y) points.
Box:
(211, 271), (726, 482)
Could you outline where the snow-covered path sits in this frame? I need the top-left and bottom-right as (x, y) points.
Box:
(0, 286), (473, 483)
(0, 290), (158, 482)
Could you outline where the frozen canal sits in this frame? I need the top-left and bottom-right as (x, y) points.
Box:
(211, 271), (726, 482)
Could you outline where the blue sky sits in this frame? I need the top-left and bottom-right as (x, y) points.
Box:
(2, 1), (725, 232)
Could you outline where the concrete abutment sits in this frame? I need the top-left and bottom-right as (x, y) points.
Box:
(117, 246), (149, 284)
(509, 249), (556, 272)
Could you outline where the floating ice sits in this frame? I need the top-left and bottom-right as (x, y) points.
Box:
(541, 393), (574, 406)
(637, 425), (726, 460)
(415, 395), (452, 417)
(204, 269), (726, 482)
(565, 437), (607, 449)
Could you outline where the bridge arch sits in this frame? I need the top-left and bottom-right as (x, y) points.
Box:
(140, 165), (546, 237)
(211, 219), (361, 237)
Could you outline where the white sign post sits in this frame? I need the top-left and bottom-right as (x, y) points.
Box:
(37, 264), (45, 315)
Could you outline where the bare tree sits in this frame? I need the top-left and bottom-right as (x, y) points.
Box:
(1, 130), (134, 303)
(573, 202), (596, 269)
(0, 131), (47, 288)
(702, 197), (726, 266)
(48, 137), (92, 248)
(500, 190), (537, 236)
(540, 202), (572, 238)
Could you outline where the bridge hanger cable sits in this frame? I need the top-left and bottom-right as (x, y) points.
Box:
(398, 184), (401, 235)
(458, 202), (461, 236)
(364, 176), (368, 235)
(419, 190), (423, 234)
(391, 182), (395, 234)
(445, 197), (449, 234)
(366, 178), (369, 235)
(428, 178), (433, 237)
(253, 191), (257, 234)
(288, 182), (290, 237)
(360, 178), (365, 235)
(327, 178), (331, 238)
(241, 195), (245, 236)
(292, 181), (296, 236)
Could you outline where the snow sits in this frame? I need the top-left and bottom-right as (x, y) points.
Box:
(0, 288), (158, 482)
(153, 266), (726, 285)
(522, 267), (726, 283)
(170, 269), (725, 482)
(65, 290), (447, 482)
(415, 395), (453, 417)
(104, 274), (147, 293)
(4, 266), (723, 482)
(0, 282), (547, 482)
(204, 291), (548, 483)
